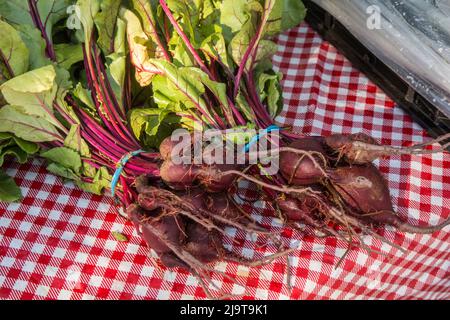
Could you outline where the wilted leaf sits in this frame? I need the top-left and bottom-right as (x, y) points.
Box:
(111, 231), (128, 242)
(121, 8), (159, 86)
(46, 162), (79, 180)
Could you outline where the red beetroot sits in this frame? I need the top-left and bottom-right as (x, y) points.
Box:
(159, 159), (240, 192)
(329, 164), (450, 233)
(159, 160), (201, 190)
(328, 164), (393, 213)
(325, 133), (384, 164)
(127, 204), (188, 268)
(279, 136), (327, 185)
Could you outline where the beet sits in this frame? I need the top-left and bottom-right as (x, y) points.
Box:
(197, 163), (241, 192)
(183, 222), (222, 264)
(126, 204), (186, 257)
(325, 133), (384, 164)
(159, 136), (178, 161)
(159, 160), (201, 190)
(329, 164), (394, 213)
(329, 164), (450, 233)
(279, 136), (327, 185)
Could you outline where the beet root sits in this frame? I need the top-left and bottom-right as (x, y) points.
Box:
(183, 223), (223, 264)
(279, 136), (328, 185)
(159, 160), (201, 190)
(328, 164), (394, 213)
(324, 132), (450, 164)
(159, 157), (242, 192)
(329, 164), (450, 234)
(325, 133), (383, 164)
(362, 211), (450, 234)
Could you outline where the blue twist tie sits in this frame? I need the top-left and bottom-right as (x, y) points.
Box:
(243, 125), (282, 153)
(111, 149), (144, 197)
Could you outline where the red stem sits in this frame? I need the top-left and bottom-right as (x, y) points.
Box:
(159, 0), (211, 77)
(134, 0), (171, 61)
(28, 0), (56, 61)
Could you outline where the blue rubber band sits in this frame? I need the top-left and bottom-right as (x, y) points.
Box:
(111, 149), (144, 197)
(243, 125), (282, 153)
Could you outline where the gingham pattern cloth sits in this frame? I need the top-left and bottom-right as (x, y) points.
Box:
(0, 23), (449, 300)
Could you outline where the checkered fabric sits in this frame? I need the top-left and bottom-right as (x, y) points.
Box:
(0, 23), (449, 300)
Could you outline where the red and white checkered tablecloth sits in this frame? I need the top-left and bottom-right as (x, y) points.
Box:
(0, 23), (449, 300)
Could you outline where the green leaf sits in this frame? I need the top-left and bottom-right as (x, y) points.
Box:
(236, 90), (256, 121)
(201, 32), (232, 69)
(0, 65), (60, 128)
(150, 60), (207, 111)
(113, 17), (127, 55)
(265, 0), (306, 36)
(257, 71), (283, 118)
(107, 54), (126, 90)
(46, 162), (79, 180)
(229, 8), (258, 68)
(82, 162), (97, 178)
(0, 20), (29, 78)
(76, 0), (101, 42)
(168, 34), (196, 68)
(94, 0), (121, 55)
(166, 0), (201, 46)
(0, 138), (15, 154)
(0, 105), (62, 142)
(41, 147), (82, 174)
(0, 132), (13, 141)
(15, 24), (52, 70)
(104, 18), (127, 114)
(228, 1), (280, 70)
(0, 146), (28, 166)
(34, 0), (71, 48)
(253, 40), (278, 67)
(76, 180), (102, 195)
(64, 124), (90, 157)
(0, 170), (22, 202)
(54, 43), (84, 69)
(189, 68), (235, 125)
(76, 166), (111, 195)
(73, 83), (96, 111)
(55, 66), (80, 125)
(130, 108), (161, 139)
(120, 8), (159, 86)
(0, 1), (34, 27)
(131, 0), (168, 59)
(220, 0), (250, 34)
(12, 136), (39, 154)
(111, 231), (128, 242)
(0, 0), (71, 52)
(130, 108), (181, 148)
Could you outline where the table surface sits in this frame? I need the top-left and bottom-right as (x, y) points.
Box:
(0, 23), (449, 300)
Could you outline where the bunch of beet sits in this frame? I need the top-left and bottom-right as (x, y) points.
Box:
(127, 132), (449, 297)
(156, 132), (450, 241)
